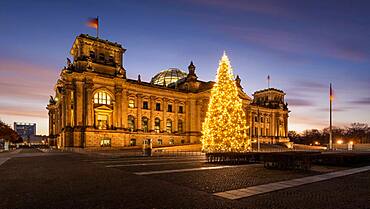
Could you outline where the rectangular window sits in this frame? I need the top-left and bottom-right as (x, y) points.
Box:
(178, 106), (183, 113)
(130, 139), (136, 146)
(167, 104), (172, 112)
(100, 138), (111, 147)
(156, 103), (161, 111)
(129, 99), (135, 108)
(157, 139), (163, 145)
(255, 127), (258, 136)
(261, 117), (264, 123)
(254, 116), (258, 122)
(143, 101), (149, 109)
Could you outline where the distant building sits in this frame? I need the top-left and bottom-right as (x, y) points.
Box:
(29, 135), (48, 144)
(47, 34), (289, 148)
(14, 122), (36, 141)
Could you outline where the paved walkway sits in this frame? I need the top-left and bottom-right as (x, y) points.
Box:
(214, 165), (370, 200)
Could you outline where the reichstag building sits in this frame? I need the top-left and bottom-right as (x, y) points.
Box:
(47, 34), (289, 148)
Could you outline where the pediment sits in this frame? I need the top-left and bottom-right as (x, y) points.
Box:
(94, 105), (113, 112)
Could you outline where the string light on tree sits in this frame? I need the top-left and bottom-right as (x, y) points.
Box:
(201, 52), (251, 152)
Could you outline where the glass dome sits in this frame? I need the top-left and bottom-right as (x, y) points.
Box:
(151, 68), (187, 86)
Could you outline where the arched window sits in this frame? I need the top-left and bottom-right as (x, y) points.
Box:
(99, 53), (105, 61)
(166, 119), (172, 133)
(94, 91), (111, 105)
(128, 99), (135, 108)
(90, 51), (96, 59)
(142, 117), (149, 132)
(128, 115), (135, 132)
(108, 55), (114, 63)
(178, 120), (183, 133)
(154, 118), (160, 133)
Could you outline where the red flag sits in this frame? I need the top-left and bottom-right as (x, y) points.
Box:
(87, 17), (98, 29)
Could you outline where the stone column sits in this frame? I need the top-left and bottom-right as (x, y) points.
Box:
(61, 91), (66, 129)
(150, 96), (156, 131)
(75, 81), (84, 126)
(271, 112), (276, 137)
(162, 98), (167, 132)
(174, 99), (179, 132)
(285, 114), (288, 137)
(65, 84), (72, 127)
(122, 90), (128, 129)
(137, 93), (142, 130)
(195, 100), (201, 132)
(115, 86), (123, 128)
(189, 99), (198, 143)
(85, 80), (94, 127)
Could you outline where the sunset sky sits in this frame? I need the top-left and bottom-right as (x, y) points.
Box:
(0, 0), (369, 135)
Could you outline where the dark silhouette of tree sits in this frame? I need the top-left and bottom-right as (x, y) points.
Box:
(288, 122), (370, 145)
(0, 120), (22, 143)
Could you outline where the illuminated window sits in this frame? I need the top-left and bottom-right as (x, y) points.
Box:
(128, 115), (135, 132)
(178, 106), (184, 113)
(94, 91), (111, 105)
(154, 118), (160, 133)
(144, 139), (151, 145)
(156, 103), (161, 111)
(97, 114), (108, 130)
(167, 104), (172, 112)
(143, 101), (149, 109)
(166, 119), (172, 133)
(130, 139), (136, 146)
(128, 99), (135, 108)
(142, 117), (149, 132)
(100, 138), (111, 147)
(157, 139), (163, 145)
(169, 139), (174, 145)
(178, 120), (183, 133)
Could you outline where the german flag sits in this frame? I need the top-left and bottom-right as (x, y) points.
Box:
(87, 17), (98, 29)
(330, 83), (334, 101)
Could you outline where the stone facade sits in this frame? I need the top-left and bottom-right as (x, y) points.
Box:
(47, 34), (289, 148)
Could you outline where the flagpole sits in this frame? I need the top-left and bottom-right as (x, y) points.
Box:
(267, 75), (270, 89)
(97, 16), (99, 38)
(329, 83), (333, 150)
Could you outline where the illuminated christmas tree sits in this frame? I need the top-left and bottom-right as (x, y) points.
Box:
(201, 52), (250, 152)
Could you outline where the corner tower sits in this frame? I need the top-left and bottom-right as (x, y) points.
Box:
(69, 34), (127, 77)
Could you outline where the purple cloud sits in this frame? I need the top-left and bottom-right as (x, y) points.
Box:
(222, 26), (368, 62)
(286, 98), (314, 107)
(349, 97), (370, 105)
(183, 0), (291, 17)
